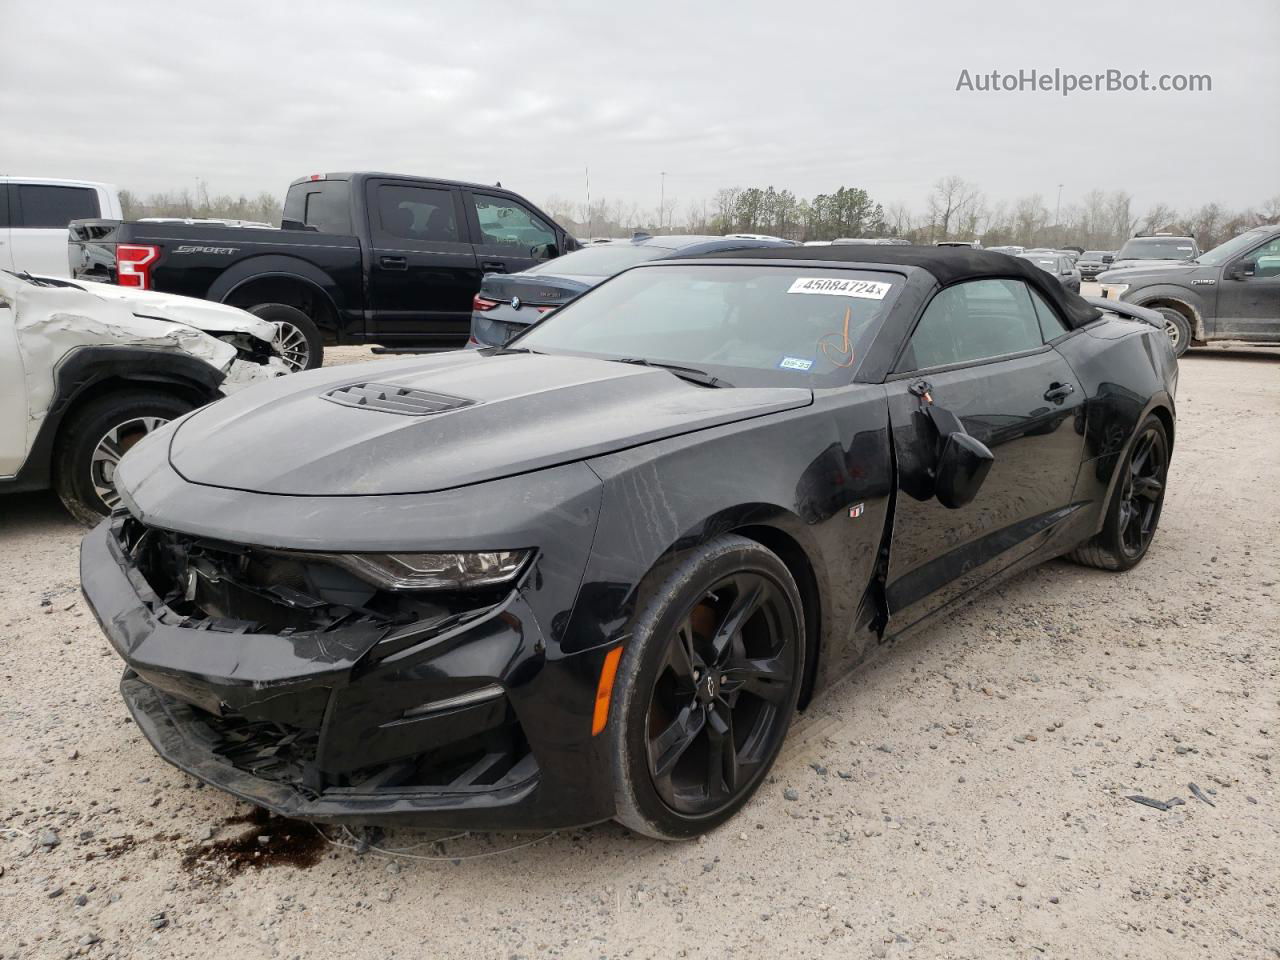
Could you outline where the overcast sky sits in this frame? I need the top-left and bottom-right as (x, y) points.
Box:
(3, 0), (1276, 218)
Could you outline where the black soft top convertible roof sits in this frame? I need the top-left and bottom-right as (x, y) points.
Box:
(693, 245), (1103, 329)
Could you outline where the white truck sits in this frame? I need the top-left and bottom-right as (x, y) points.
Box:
(1, 177), (123, 276)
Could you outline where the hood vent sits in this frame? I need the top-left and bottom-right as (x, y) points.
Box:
(323, 382), (475, 416)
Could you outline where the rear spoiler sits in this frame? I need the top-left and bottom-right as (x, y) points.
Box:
(1084, 296), (1164, 330)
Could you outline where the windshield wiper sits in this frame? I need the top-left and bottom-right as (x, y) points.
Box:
(492, 345), (541, 355)
(613, 357), (731, 388)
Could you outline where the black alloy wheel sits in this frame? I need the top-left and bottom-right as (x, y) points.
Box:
(1116, 424), (1168, 559)
(612, 536), (804, 839)
(646, 571), (798, 816)
(1068, 414), (1170, 571)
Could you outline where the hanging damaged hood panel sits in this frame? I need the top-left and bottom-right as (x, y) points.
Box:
(65, 281), (278, 339)
(167, 351), (812, 496)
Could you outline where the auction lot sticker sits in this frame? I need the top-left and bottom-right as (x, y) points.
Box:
(787, 277), (891, 299)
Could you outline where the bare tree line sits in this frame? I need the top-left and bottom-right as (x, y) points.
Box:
(546, 177), (1280, 251)
(118, 176), (1279, 251)
(119, 180), (282, 225)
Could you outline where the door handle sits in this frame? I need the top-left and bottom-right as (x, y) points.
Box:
(379, 256), (407, 270)
(1044, 382), (1075, 403)
(481, 261), (507, 273)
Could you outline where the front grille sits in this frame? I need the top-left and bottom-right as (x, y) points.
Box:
(323, 382), (474, 416)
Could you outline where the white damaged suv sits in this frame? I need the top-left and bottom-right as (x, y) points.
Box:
(1, 271), (289, 522)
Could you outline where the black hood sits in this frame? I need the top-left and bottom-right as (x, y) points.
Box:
(167, 352), (812, 496)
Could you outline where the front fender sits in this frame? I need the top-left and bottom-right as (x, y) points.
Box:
(569, 392), (894, 693)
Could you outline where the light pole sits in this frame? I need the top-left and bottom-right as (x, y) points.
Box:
(659, 171), (667, 231)
(1055, 184), (1064, 226)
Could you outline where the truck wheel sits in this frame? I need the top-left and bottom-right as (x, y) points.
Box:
(248, 303), (324, 371)
(53, 389), (194, 525)
(1152, 306), (1192, 357)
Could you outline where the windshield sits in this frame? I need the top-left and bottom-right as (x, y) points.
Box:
(523, 243), (669, 278)
(1116, 238), (1196, 260)
(1196, 228), (1273, 267)
(515, 264), (901, 387)
(1082, 250), (1111, 259)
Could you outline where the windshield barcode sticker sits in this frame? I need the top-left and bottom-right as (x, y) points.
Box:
(787, 277), (891, 299)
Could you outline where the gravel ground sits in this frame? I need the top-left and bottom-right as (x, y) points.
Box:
(1, 344), (1277, 959)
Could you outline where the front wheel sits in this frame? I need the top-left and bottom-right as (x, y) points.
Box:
(248, 303), (324, 371)
(612, 536), (805, 840)
(1068, 414), (1170, 571)
(53, 389), (194, 525)
(1153, 306), (1192, 358)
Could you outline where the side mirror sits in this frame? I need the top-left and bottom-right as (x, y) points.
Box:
(1229, 262), (1254, 281)
(935, 432), (994, 509)
(531, 242), (559, 260)
(1102, 254), (1114, 263)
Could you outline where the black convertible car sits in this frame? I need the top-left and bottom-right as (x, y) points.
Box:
(81, 247), (1177, 840)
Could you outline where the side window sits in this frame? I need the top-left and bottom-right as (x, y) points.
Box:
(1028, 287), (1070, 340)
(375, 185), (459, 243)
(1244, 237), (1280, 279)
(16, 185), (100, 227)
(900, 279), (1044, 371)
(0, 185), (9, 228)
(301, 183), (352, 234)
(470, 194), (555, 250)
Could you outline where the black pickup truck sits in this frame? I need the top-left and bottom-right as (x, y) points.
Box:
(68, 173), (578, 368)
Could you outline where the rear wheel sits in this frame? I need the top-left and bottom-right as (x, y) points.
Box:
(248, 303), (323, 371)
(1068, 414), (1170, 571)
(53, 389), (194, 524)
(612, 536), (804, 840)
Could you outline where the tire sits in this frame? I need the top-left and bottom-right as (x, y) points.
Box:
(53, 389), (194, 525)
(1068, 414), (1170, 572)
(612, 535), (805, 840)
(1152, 306), (1192, 358)
(248, 303), (323, 371)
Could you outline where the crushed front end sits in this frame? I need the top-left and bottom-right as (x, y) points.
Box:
(80, 480), (616, 829)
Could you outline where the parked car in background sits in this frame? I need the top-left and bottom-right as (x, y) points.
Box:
(1098, 223), (1280, 355)
(82, 246), (1176, 840)
(67, 172), (578, 369)
(1019, 252), (1082, 293)
(1, 270), (286, 521)
(936, 240), (981, 249)
(985, 245), (1025, 256)
(1077, 250), (1115, 280)
(1111, 234), (1199, 269)
(469, 233), (794, 347)
(1, 178), (122, 277)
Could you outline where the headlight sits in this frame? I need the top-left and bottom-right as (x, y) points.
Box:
(326, 550), (532, 591)
(1099, 283), (1129, 300)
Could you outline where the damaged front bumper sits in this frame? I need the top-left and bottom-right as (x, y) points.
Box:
(80, 516), (617, 830)
(220, 355), (290, 393)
